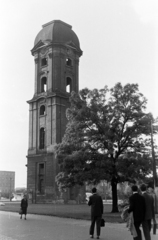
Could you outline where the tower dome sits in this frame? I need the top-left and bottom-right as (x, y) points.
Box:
(33, 20), (82, 54)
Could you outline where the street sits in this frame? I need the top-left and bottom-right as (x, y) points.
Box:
(0, 211), (157, 240)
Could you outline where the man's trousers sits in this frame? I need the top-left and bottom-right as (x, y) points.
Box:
(89, 215), (101, 237)
(142, 219), (151, 240)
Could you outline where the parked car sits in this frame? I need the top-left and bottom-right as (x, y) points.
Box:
(0, 202), (5, 206)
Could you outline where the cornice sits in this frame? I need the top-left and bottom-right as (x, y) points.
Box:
(27, 91), (70, 104)
(26, 152), (54, 158)
(31, 40), (82, 57)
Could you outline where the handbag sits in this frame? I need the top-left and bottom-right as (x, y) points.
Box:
(19, 208), (22, 215)
(101, 218), (105, 227)
(153, 222), (157, 235)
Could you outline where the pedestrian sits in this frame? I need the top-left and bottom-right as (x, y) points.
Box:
(140, 184), (156, 240)
(88, 187), (103, 239)
(147, 185), (156, 209)
(128, 185), (146, 240)
(20, 194), (28, 220)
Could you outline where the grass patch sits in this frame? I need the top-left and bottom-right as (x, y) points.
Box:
(0, 202), (123, 223)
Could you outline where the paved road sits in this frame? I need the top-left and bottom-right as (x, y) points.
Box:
(0, 211), (157, 240)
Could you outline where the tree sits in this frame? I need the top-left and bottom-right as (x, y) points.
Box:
(55, 82), (157, 212)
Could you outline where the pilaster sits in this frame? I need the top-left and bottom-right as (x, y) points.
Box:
(28, 103), (33, 150)
(75, 58), (79, 92)
(34, 54), (39, 95)
(47, 49), (53, 92)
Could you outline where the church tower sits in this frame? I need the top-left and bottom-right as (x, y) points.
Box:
(26, 20), (82, 203)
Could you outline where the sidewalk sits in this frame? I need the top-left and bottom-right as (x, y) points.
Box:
(0, 211), (157, 240)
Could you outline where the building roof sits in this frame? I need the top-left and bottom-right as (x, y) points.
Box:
(33, 20), (82, 53)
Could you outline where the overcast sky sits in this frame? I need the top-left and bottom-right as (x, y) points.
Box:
(0, 0), (158, 188)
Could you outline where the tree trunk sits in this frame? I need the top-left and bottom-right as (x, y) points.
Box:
(111, 177), (119, 213)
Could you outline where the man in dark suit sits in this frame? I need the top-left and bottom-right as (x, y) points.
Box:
(128, 185), (146, 240)
(140, 184), (156, 240)
(88, 187), (103, 239)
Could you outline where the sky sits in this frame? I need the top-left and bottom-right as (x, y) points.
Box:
(0, 0), (158, 188)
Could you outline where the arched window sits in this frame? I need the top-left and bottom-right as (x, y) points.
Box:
(39, 128), (45, 149)
(66, 58), (72, 66)
(40, 105), (45, 115)
(41, 58), (47, 66)
(41, 77), (47, 92)
(66, 77), (72, 93)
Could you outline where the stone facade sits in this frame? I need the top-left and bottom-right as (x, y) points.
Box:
(26, 20), (83, 203)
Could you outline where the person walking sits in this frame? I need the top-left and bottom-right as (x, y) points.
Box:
(140, 184), (156, 240)
(88, 187), (103, 239)
(128, 185), (146, 240)
(20, 194), (28, 220)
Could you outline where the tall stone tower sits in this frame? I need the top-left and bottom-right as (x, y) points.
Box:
(26, 20), (82, 203)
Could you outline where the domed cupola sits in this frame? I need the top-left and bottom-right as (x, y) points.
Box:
(32, 20), (82, 56)
(29, 20), (82, 98)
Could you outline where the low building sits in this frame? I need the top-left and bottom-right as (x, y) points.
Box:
(0, 171), (15, 198)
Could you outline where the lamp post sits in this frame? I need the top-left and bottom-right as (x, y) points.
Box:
(9, 177), (12, 201)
